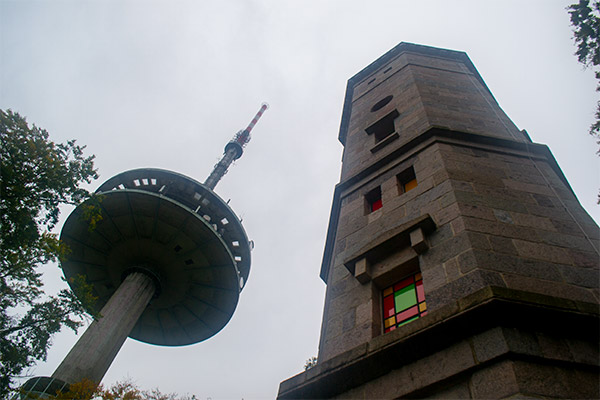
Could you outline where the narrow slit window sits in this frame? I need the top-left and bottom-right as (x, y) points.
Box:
(397, 166), (417, 194)
(365, 109), (399, 143)
(382, 272), (427, 333)
(365, 186), (383, 213)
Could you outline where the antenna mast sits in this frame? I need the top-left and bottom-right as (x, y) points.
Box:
(204, 103), (269, 190)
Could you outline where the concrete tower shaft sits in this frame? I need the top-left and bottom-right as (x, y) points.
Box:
(19, 104), (268, 398)
(51, 272), (156, 384)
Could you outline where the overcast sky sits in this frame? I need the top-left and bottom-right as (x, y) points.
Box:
(1, 1), (599, 398)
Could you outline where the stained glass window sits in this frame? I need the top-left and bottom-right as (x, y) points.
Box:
(365, 186), (382, 213)
(398, 167), (417, 194)
(403, 178), (417, 192)
(382, 272), (427, 333)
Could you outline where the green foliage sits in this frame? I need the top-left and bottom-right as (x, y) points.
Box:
(303, 356), (318, 371)
(0, 109), (100, 396)
(569, 0), (600, 139)
(46, 378), (198, 400)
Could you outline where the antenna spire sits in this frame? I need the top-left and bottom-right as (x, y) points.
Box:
(204, 103), (268, 190)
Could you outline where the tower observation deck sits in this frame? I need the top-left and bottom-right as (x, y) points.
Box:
(20, 104), (268, 398)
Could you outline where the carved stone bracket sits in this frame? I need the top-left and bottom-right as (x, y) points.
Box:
(344, 214), (436, 284)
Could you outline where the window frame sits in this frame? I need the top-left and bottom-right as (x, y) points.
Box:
(397, 166), (417, 194)
(381, 271), (427, 333)
(365, 186), (383, 213)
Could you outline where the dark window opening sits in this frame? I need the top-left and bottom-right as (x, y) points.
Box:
(365, 186), (383, 213)
(370, 95), (393, 112)
(383, 66), (392, 74)
(367, 77), (376, 85)
(397, 166), (417, 194)
(366, 109), (399, 143)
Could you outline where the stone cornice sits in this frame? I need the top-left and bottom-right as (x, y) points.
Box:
(277, 287), (600, 399)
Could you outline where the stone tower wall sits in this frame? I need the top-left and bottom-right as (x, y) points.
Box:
(318, 44), (599, 364)
(279, 43), (599, 399)
(340, 49), (525, 181)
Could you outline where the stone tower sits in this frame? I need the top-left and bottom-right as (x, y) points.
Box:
(278, 43), (599, 398)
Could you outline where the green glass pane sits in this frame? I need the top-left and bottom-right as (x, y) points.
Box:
(398, 315), (419, 327)
(394, 283), (417, 311)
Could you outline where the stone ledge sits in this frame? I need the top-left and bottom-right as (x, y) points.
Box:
(343, 214), (436, 277)
(277, 286), (599, 399)
(370, 132), (399, 153)
(320, 126), (573, 283)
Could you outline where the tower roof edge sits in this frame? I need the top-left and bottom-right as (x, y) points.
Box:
(337, 42), (496, 145)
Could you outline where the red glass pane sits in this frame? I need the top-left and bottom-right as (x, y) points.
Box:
(383, 294), (395, 318)
(416, 279), (425, 301)
(393, 276), (414, 292)
(371, 198), (382, 211)
(421, 311), (428, 316)
(396, 305), (418, 323)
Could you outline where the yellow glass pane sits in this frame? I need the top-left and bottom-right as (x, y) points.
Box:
(419, 302), (427, 312)
(383, 287), (393, 297)
(404, 179), (418, 192)
(384, 317), (395, 328)
(415, 272), (422, 281)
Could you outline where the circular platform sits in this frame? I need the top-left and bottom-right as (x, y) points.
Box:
(60, 169), (251, 346)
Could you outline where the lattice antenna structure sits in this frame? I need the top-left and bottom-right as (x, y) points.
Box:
(204, 103), (269, 190)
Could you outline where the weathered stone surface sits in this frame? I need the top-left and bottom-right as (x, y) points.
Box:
(503, 273), (597, 304)
(512, 360), (599, 398)
(470, 327), (509, 363)
(426, 269), (506, 311)
(285, 43), (600, 400)
(566, 337), (600, 365)
(470, 360), (519, 399)
(279, 285), (600, 399)
(424, 381), (472, 399)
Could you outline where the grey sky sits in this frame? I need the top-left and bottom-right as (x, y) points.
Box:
(1, 0), (598, 398)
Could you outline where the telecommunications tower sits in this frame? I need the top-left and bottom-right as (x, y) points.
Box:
(21, 104), (268, 398)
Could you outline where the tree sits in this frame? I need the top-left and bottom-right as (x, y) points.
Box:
(568, 0), (600, 144)
(0, 109), (100, 397)
(303, 356), (317, 371)
(43, 378), (198, 400)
